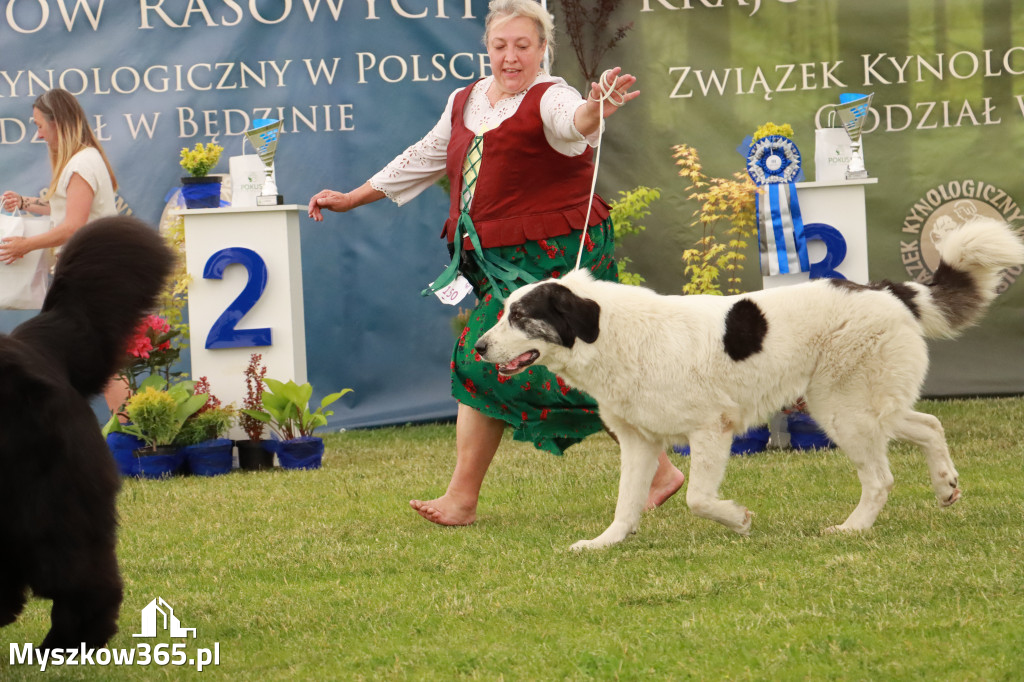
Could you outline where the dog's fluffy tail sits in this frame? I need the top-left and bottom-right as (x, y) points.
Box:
(909, 217), (1024, 338)
(12, 216), (174, 397)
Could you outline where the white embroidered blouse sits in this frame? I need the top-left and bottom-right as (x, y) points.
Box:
(369, 74), (600, 207)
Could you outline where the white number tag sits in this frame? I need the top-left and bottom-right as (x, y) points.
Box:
(432, 274), (473, 305)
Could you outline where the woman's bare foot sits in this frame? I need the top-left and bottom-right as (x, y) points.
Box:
(646, 454), (686, 510)
(409, 495), (477, 526)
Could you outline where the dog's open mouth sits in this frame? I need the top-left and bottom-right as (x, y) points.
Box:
(496, 350), (539, 375)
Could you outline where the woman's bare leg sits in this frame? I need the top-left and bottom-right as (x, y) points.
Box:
(103, 376), (131, 416)
(647, 451), (686, 510)
(410, 403), (505, 526)
(410, 406), (686, 525)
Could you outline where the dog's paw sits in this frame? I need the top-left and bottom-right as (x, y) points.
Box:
(822, 523), (869, 535)
(570, 539), (600, 552)
(940, 487), (962, 507)
(729, 509), (753, 536)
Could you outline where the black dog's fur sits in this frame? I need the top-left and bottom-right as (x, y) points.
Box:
(0, 216), (172, 650)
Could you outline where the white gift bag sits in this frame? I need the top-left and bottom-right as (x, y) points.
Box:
(814, 122), (854, 183)
(0, 210), (54, 309)
(229, 139), (267, 207)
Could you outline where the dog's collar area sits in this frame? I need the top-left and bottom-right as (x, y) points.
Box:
(497, 350), (539, 375)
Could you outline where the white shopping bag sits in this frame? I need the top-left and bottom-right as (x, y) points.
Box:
(0, 210), (54, 309)
(814, 125), (854, 183)
(229, 140), (267, 207)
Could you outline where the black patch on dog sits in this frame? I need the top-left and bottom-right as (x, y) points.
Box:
(827, 278), (921, 318)
(928, 261), (982, 329)
(513, 282), (600, 348)
(723, 299), (768, 361)
(0, 217), (173, 650)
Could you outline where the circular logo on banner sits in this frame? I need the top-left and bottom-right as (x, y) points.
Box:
(900, 180), (1023, 293)
(746, 135), (801, 185)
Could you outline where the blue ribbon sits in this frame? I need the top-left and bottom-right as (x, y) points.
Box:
(747, 135), (810, 276)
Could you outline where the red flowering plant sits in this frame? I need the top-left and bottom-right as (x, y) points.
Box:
(238, 353), (268, 442)
(118, 314), (184, 394)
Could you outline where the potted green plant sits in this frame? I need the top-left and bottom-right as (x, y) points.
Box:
(236, 353), (274, 471)
(179, 141), (224, 209)
(241, 378), (351, 470)
(103, 375), (208, 479)
(175, 377), (237, 476)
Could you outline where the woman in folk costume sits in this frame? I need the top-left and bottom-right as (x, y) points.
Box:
(308, 0), (685, 526)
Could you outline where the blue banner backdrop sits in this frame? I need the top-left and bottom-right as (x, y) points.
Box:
(1, 0), (490, 428)
(3, 1), (1023, 433)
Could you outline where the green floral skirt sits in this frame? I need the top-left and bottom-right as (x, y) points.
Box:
(450, 219), (617, 455)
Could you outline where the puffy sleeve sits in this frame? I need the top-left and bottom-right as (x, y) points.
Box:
(369, 88), (461, 207)
(539, 78), (603, 156)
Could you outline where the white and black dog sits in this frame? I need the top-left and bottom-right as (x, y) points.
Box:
(475, 217), (1024, 549)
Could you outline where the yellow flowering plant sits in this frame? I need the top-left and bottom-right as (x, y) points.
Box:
(673, 122), (793, 296)
(179, 142), (224, 177)
(672, 144), (756, 296)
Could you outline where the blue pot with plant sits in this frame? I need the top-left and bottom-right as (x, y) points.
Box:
(179, 142), (224, 209)
(174, 377), (236, 476)
(241, 377), (351, 471)
(102, 375), (208, 479)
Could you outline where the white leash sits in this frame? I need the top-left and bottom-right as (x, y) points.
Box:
(573, 69), (626, 272)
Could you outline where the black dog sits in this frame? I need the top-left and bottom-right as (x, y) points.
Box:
(0, 216), (172, 650)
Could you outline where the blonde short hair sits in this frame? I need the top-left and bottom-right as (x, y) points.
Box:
(484, 0), (555, 62)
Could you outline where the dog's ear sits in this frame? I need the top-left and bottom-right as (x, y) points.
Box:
(548, 284), (600, 347)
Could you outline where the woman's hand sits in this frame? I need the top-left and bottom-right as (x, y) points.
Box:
(307, 183), (387, 221)
(586, 67), (640, 116)
(307, 189), (356, 221)
(575, 67), (640, 138)
(0, 236), (29, 264)
(2, 191), (22, 212)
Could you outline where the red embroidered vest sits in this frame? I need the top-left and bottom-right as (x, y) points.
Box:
(443, 79), (610, 250)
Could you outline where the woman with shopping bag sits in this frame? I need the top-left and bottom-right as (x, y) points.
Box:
(2, 88), (125, 409)
(1, 88), (118, 265)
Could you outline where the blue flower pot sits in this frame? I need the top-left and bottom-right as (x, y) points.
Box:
(180, 176), (221, 209)
(787, 413), (836, 450)
(276, 436), (324, 470)
(134, 445), (185, 479)
(107, 432), (146, 477)
(673, 425), (771, 457)
(183, 438), (234, 476)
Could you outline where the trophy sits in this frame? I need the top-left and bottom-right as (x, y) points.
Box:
(244, 118), (284, 206)
(831, 93), (873, 180)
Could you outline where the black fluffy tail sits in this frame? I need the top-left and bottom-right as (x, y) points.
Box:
(12, 216), (174, 397)
(905, 217), (1024, 339)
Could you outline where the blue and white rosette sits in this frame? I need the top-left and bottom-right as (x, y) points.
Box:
(746, 135), (810, 276)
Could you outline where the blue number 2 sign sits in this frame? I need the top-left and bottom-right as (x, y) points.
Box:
(203, 247), (273, 349)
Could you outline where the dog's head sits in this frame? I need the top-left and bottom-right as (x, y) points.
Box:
(475, 271), (601, 376)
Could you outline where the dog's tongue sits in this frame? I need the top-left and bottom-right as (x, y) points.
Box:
(500, 351), (535, 372)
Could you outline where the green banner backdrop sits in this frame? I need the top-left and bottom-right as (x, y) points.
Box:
(552, 0), (1024, 396)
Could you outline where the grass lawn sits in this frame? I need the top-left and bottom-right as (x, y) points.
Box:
(3, 397), (1023, 680)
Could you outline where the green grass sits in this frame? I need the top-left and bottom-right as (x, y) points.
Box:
(3, 397), (1023, 680)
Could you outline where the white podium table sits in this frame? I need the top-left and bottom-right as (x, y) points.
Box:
(761, 177), (877, 288)
(181, 205), (307, 431)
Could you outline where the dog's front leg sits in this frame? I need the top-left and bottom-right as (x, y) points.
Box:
(686, 425), (752, 535)
(571, 430), (660, 551)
